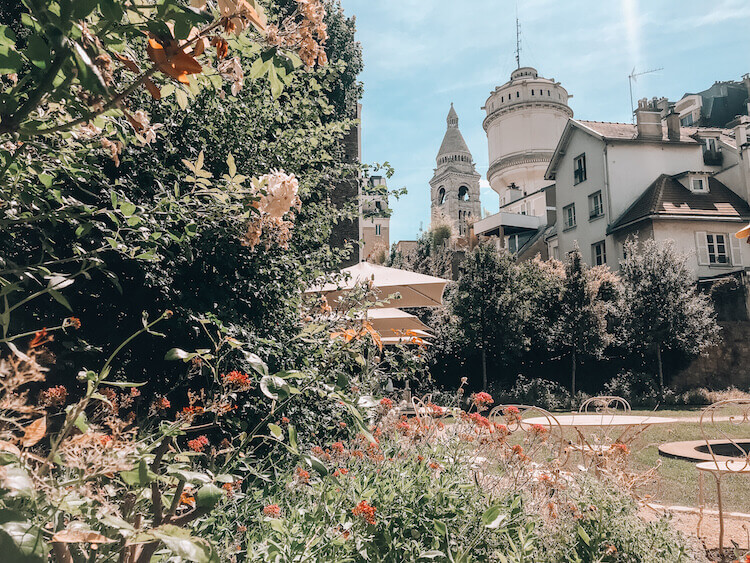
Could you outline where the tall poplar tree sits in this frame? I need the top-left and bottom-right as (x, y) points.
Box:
(553, 247), (613, 395)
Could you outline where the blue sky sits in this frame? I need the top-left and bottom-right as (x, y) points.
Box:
(340, 0), (750, 243)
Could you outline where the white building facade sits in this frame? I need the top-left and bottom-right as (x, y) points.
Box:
(546, 100), (750, 279)
(474, 67), (572, 259)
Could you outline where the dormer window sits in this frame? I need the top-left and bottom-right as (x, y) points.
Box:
(689, 174), (709, 193)
(704, 138), (717, 152)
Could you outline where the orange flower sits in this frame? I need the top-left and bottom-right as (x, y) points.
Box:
(146, 38), (202, 84)
(180, 491), (195, 506)
(64, 317), (82, 330)
(352, 501), (376, 525)
(296, 467), (310, 483)
(30, 328), (53, 348)
(263, 504), (281, 517)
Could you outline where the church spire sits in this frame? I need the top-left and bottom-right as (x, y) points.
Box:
(437, 104), (471, 163)
(447, 103), (459, 128)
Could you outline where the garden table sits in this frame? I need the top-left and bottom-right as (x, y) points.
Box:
(522, 413), (678, 459)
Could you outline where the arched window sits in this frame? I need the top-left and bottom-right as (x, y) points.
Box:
(458, 186), (469, 201)
(437, 187), (446, 205)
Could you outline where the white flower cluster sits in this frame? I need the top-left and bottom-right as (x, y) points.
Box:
(257, 170), (300, 218)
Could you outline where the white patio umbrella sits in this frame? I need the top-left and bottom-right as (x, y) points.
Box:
(365, 308), (432, 334)
(381, 335), (433, 346)
(309, 262), (448, 308)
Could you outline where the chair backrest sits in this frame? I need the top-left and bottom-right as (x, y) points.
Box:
(487, 404), (568, 466)
(699, 399), (750, 471)
(579, 396), (631, 414)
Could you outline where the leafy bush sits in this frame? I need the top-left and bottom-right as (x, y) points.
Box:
(495, 376), (574, 411)
(603, 371), (661, 408)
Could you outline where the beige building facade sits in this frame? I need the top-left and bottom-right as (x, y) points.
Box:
(361, 175), (390, 262)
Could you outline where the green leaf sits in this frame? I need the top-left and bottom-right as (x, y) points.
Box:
(166, 468), (212, 485)
(0, 466), (33, 498)
(195, 483), (225, 509)
(38, 173), (53, 188)
(100, 380), (146, 388)
(120, 202), (136, 217)
(268, 423), (283, 439)
(419, 551), (446, 560)
(0, 44), (22, 74)
(244, 351), (268, 376)
(577, 524), (591, 546)
(288, 424), (298, 453)
(120, 459), (155, 487)
(49, 290), (72, 312)
(73, 0), (99, 19)
(433, 520), (447, 538)
(175, 88), (189, 109)
(481, 504), (507, 530)
(98, 0), (124, 22)
(164, 348), (194, 361)
(0, 26), (16, 47)
(302, 454), (328, 477)
(260, 375), (289, 401)
(0, 521), (48, 562)
(25, 35), (50, 69)
(152, 525), (219, 563)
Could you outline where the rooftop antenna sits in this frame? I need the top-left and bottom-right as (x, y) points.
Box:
(628, 66), (663, 123)
(515, 7), (521, 69)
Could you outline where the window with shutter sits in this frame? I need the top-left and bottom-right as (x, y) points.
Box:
(695, 231), (710, 265)
(730, 234), (743, 266)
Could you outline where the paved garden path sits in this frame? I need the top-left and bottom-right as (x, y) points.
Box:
(642, 502), (750, 552)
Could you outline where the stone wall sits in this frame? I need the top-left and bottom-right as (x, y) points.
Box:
(675, 321), (750, 390)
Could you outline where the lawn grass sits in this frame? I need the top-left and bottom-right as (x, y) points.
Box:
(567, 407), (750, 513)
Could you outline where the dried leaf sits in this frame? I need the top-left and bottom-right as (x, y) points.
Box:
(52, 529), (115, 544)
(21, 416), (46, 448)
(0, 440), (21, 456)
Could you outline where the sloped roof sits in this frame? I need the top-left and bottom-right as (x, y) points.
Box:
(438, 125), (471, 157)
(609, 174), (750, 232)
(546, 119), (737, 179)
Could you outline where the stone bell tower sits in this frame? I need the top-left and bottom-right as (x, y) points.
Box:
(430, 104), (481, 238)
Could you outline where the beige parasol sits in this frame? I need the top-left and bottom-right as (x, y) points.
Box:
(365, 308), (432, 333)
(309, 262), (448, 308)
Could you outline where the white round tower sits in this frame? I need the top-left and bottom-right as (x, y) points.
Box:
(483, 67), (572, 204)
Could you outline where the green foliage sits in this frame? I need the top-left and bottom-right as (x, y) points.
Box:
(552, 246), (616, 394)
(451, 243), (530, 389)
(620, 237), (720, 388)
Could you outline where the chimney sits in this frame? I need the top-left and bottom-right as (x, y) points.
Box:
(735, 116), (750, 203)
(665, 110), (681, 141)
(635, 98), (663, 140)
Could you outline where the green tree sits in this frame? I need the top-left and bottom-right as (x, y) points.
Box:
(620, 237), (720, 389)
(450, 243), (527, 390)
(552, 247), (614, 395)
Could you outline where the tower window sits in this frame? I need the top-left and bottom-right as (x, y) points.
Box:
(438, 187), (446, 205)
(375, 224), (381, 236)
(458, 186), (469, 201)
(516, 91), (520, 98)
(548, 90), (551, 96)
